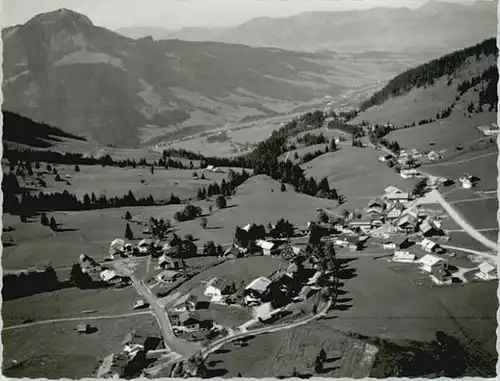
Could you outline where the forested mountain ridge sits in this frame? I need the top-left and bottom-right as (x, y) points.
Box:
(359, 38), (498, 113)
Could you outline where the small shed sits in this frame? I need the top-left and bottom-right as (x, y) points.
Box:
(393, 251), (416, 263)
(77, 324), (91, 334)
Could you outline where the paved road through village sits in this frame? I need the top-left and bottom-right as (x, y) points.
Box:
(112, 262), (200, 358)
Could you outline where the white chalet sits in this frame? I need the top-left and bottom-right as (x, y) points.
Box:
(400, 169), (418, 179)
(255, 239), (275, 256)
(418, 254), (445, 273)
(475, 262), (498, 281)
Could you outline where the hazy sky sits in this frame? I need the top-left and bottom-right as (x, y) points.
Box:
(1, 0), (485, 30)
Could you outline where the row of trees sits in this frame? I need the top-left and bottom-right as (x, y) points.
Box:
(4, 146), (154, 169)
(379, 139), (401, 154)
(12, 189), (171, 216)
(196, 169), (250, 200)
(233, 218), (295, 249)
(3, 266), (61, 301)
(297, 132), (327, 146)
(174, 204), (203, 222)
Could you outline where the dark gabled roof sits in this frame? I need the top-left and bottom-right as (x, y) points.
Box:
(387, 234), (410, 245)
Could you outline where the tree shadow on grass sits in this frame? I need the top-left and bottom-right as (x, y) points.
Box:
(55, 227), (79, 232)
(324, 356), (341, 364)
(207, 360), (223, 367)
(320, 366), (340, 373)
(213, 348), (231, 354)
(334, 303), (352, 312)
(320, 315), (338, 321)
(206, 368), (228, 378)
(336, 297), (352, 304)
(336, 268), (357, 281)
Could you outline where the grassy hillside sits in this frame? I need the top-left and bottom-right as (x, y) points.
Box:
(351, 38), (497, 153)
(358, 38), (497, 112)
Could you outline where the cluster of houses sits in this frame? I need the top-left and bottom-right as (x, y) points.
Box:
(378, 148), (443, 169)
(96, 331), (164, 379)
(165, 256), (326, 337)
(108, 238), (161, 260)
(77, 253), (130, 287)
(205, 165), (221, 173)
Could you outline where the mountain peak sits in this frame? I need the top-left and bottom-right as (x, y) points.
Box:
(27, 8), (94, 28)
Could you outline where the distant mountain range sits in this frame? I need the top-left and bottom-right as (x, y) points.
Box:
(116, 1), (497, 55)
(2, 9), (348, 147)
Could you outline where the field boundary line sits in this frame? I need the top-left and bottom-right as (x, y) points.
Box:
(3, 310), (153, 331)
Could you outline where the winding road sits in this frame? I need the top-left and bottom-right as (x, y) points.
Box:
(199, 298), (333, 359)
(430, 190), (499, 253)
(112, 262), (200, 358)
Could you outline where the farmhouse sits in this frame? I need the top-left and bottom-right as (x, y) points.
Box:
(172, 293), (197, 313)
(203, 277), (225, 302)
(378, 155), (392, 162)
(393, 251), (416, 263)
(419, 218), (443, 237)
(122, 330), (144, 356)
(156, 270), (180, 283)
(77, 324), (91, 334)
(255, 239), (276, 256)
(242, 223), (254, 232)
(365, 198), (386, 214)
(400, 169), (418, 179)
(428, 151), (442, 161)
(386, 203), (405, 219)
(254, 302), (281, 322)
(100, 269), (126, 284)
(245, 276), (272, 305)
(477, 123), (499, 136)
(109, 238), (126, 256)
(383, 234), (411, 250)
(421, 238), (445, 253)
(384, 186), (410, 202)
(459, 176), (473, 189)
(418, 254), (445, 273)
(411, 149), (422, 158)
(349, 217), (372, 232)
(137, 239), (152, 255)
(158, 254), (182, 270)
(133, 300), (148, 310)
(178, 312), (200, 332)
(396, 215), (417, 233)
(475, 262), (498, 281)
(370, 218), (384, 228)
